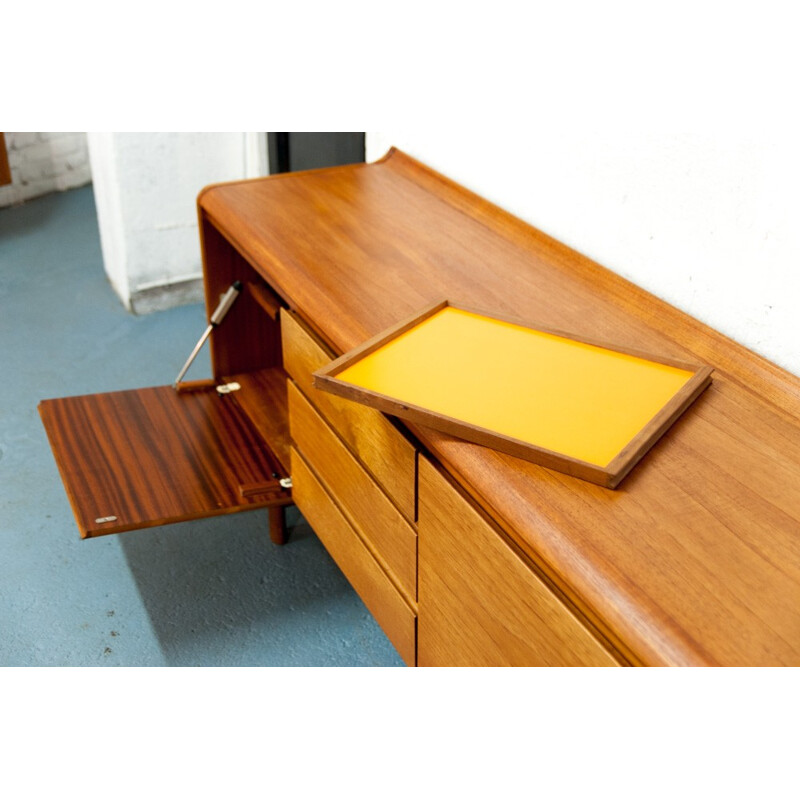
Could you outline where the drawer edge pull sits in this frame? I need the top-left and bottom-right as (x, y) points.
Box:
(238, 479), (291, 499)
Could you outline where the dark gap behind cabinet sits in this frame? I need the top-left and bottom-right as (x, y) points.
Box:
(268, 133), (365, 174)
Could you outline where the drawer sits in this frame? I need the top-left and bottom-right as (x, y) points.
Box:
(291, 447), (416, 666)
(281, 309), (416, 521)
(288, 380), (417, 603)
(417, 456), (618, 666)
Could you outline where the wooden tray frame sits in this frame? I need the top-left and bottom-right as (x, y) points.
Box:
(313, 300), (713, 488)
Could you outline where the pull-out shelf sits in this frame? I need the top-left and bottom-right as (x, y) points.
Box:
(39, 367), (291, 539)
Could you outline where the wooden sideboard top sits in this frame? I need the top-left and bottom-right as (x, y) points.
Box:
(199, 148), (800, 666)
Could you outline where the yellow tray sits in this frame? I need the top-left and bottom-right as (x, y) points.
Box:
(314, 301), (712, 488)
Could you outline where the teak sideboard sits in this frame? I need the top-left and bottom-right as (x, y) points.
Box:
(40, 148), (800, 666)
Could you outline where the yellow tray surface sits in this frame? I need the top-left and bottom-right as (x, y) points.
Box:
(335, 307), (695, 467)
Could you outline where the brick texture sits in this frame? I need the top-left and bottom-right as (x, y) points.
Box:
(0, 132), (92, 207)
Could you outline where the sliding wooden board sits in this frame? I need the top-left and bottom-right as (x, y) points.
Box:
(315, 302), (712, 488)
(39, 370), (291, 538)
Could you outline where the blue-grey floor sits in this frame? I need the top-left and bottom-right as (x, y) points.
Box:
(0, 185), (403, 667)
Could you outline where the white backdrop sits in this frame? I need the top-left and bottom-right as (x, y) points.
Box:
(367, 131), (800, 378)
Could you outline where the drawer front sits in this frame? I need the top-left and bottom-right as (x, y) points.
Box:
(418, 456), (618, 667)
(281, 309), (416, 521)
(288, 380), (417, 603)
(291, 447), (416, 666)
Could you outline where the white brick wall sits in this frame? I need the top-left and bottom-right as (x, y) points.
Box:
(0, 132), (92, 207)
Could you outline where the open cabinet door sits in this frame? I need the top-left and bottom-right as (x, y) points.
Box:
(39, 370), (291, 539)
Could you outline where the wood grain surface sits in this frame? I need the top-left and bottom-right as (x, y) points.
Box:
(198, 214), (283, 378)
(225, 367), (291, 474)
(246, 279), (283, 321)
(288, 381), (417, 603)
(199, 149), (800, 665)
(282, 308), (417, 519)
(291, 447), (417, 665)
(0, 133), (11, 186)
(39, 381), (291, 538)
(418, 457), (619, 666)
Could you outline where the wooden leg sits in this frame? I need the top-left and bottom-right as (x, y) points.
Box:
(268, 505), (288, 545)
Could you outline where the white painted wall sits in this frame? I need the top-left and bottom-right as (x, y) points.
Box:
(0, 132), (91, 207)
(87, 133), (267, 313)
(367, 133), (800, 378)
